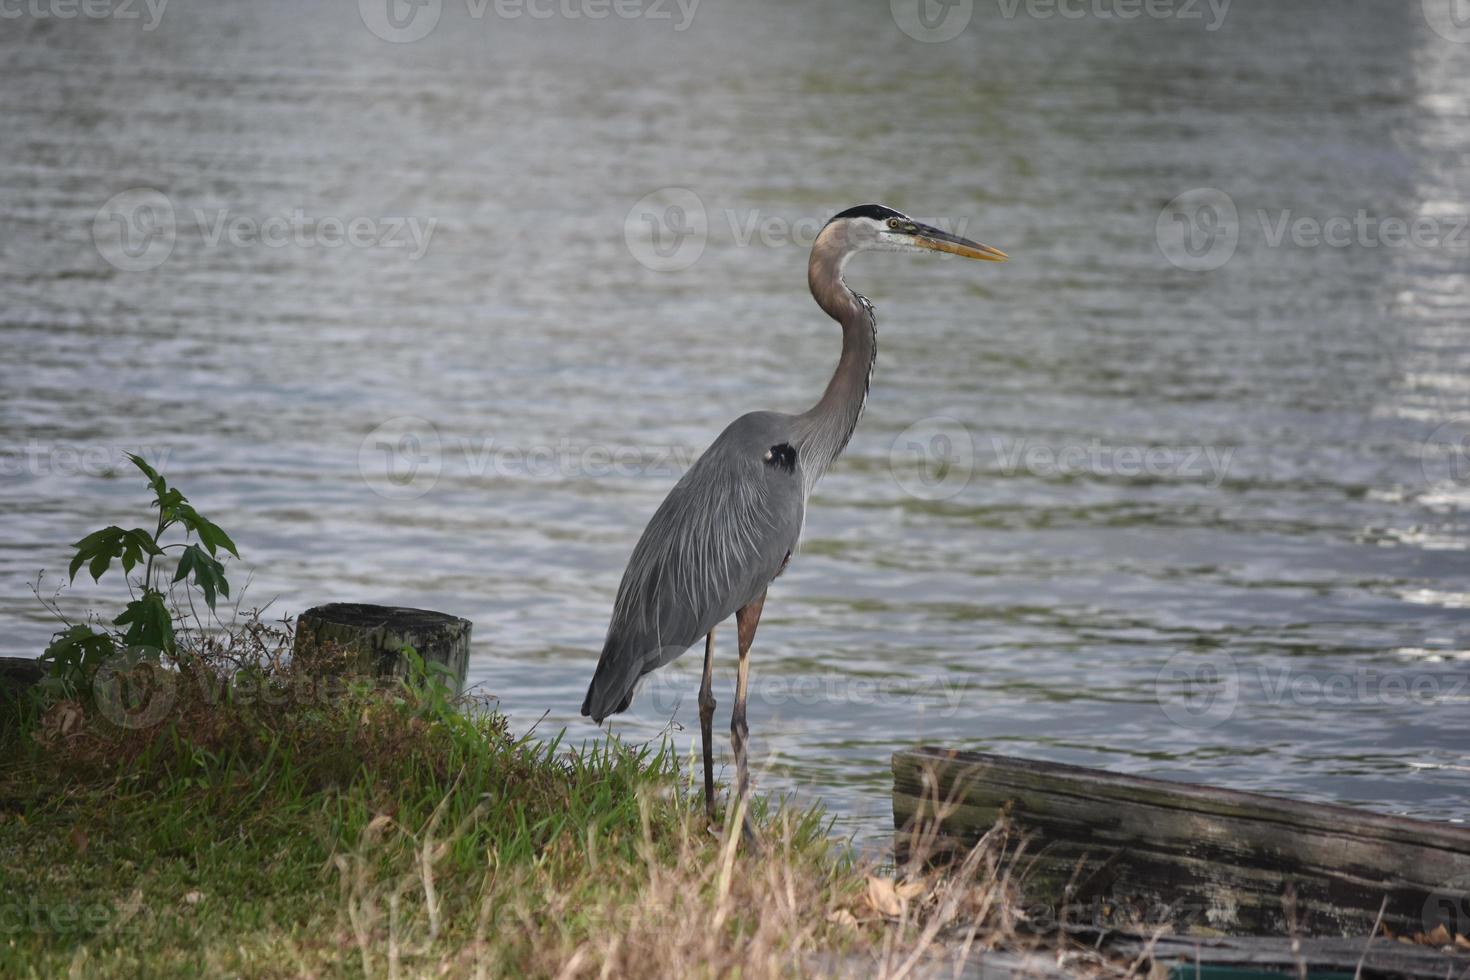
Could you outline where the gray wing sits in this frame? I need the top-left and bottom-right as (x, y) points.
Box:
(581, 411), (805, 722)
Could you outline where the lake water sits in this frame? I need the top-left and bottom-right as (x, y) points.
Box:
(2, 0), (1469, 841)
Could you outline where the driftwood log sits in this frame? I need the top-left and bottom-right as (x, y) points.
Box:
(0, 657), (46, 715)
(1109, 934), (1470, 980)
(293, 603), (470, 694)
(893, 747), (1470, 940)
(0, 656), (45, 695)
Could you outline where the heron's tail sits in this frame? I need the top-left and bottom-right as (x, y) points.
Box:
(580, 634), (642, 723)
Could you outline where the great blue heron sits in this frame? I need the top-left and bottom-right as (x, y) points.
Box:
(582, 204), (1007, 834)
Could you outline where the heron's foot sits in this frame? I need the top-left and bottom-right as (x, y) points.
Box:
(739, 811), (762, 854)
(703, 800), (760, 850)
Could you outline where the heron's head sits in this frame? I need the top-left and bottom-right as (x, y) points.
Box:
(819, 204), (1008, 263)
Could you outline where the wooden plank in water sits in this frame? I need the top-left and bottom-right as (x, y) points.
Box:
(892, 746), (1470, 940)
(1111, 934), (1470, 980)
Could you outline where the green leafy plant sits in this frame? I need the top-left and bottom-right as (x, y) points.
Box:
(39, 454), (239, 684)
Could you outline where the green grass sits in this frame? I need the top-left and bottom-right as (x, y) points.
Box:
(0, 651), (942, 978)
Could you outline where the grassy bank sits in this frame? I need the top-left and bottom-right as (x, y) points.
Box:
(0, 449), (1089, 978)
(0, 641), (1067, 979)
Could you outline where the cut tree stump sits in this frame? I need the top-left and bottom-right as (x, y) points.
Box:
(293, 603), (470, 694)
(893, 746), (1470, 940)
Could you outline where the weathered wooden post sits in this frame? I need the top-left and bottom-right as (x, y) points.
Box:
(293, 603), (471, 694)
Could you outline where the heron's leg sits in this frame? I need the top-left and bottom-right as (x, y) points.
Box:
(698, 628), (717, 825)
(731, 589), (767, 842)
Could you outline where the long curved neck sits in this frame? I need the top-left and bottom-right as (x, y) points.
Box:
(793, 235), (876, 497)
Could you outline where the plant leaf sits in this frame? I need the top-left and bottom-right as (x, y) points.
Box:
(203, 521), (238, 559)
(175, 544), (228, 610)
(39, 624), (117, 676)
(119, 527), (160, 573)
(114, 591), (174, 655)
(127, 452), (161, 484)
(127, 453), (172, 503)
(173, 545), (195, 584)
(69, 526), (127, 583)
(67, 525), (162, 583)
(176, 503), (239, 559)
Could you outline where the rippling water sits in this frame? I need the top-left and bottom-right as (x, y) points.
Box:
(3, 0), (1469, 840)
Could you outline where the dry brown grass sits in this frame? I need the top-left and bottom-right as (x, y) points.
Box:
(316, 762), (1131, 979)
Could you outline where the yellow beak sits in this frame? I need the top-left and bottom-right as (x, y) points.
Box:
(913, 232), (1009, 262)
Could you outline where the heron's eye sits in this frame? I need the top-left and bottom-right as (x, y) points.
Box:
(887, 218), (901, 229)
